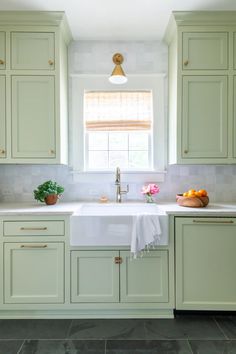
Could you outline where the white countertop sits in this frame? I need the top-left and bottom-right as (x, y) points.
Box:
(0, 201), (236, 216)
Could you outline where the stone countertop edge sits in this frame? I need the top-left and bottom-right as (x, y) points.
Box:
(0, 201), (236, 216)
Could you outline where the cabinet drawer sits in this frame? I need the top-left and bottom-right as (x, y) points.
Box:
(182, 32), (228, 70)
(11, 32), (55, 70)
(4, 242), (64, 304)
(3, 220), (64, 236)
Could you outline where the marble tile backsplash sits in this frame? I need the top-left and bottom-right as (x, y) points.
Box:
(0, 164), (236, 203)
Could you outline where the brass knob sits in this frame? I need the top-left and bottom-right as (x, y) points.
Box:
(114, 257), (122, 264)
(0, 59), (5, 65)
(48, 60), (54, 66)
(184, 150), (188, 154)
(0, 149), (5, 154)
(49, 149), (55, 155)
(183, 60), (189, 66)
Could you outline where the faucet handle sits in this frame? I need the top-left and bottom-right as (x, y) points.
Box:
(121, 184), (129, 195)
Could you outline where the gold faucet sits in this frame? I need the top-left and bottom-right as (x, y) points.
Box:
(115, 167), (129, 203)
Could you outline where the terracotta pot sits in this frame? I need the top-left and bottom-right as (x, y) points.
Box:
(44, 194), (58, 205)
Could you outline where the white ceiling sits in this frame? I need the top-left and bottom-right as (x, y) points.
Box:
(0, 0), (236, 40)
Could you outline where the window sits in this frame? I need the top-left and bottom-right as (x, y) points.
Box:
(71, 75), (166, 177)
(84, 91), (153, 170)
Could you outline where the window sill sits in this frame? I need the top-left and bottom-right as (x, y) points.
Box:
(71, 170), (167, 183)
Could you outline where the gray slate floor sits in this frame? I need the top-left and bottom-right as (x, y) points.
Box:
(0, 314), (236, 353)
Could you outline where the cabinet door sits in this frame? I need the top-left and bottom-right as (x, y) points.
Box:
(175, 218), (236, 310)
(11, 76), (56, 159)
(0, 76), (6, 158)
(4, 242), (64, 304)
(120, 251), (169, 303)
(182, 32), (228, 70)
(0, 32), (5, 69)
(71, 250), (119, 303)
(182, 76), (228, 158)
(11, 32), (55, 70)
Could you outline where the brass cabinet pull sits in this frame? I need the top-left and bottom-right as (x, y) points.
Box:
(20, 244), (48, 248)
(183, 60), (189, 66)
(114, 256), (122, 264)
(184, 150), (188, 154)
(0, 149), (5, 154)
(193, 220), (234, 224)
(48, 60), (54, 66)
(20, 227), (48, 231)
(0, 59), (4, 65)
(49, 149), (55, 155)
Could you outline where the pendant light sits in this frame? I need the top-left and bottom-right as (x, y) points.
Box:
(109, 53), (128, 84)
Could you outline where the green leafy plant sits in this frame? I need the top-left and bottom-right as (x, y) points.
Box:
(34, 180), (64, 203)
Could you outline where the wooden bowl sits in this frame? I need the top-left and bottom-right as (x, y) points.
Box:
(176, 194), (209, 208)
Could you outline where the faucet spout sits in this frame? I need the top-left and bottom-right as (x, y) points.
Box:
(115, 167), (129, 203)
(115, 167), (120, 185)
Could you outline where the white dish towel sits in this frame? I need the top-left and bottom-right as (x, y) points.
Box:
(131, 214), (162, 258)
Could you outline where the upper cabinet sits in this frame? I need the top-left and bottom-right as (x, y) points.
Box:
(11, 32), (55, 70)
(0, 32), (5, 69)
(182, 32), (228, 70)
(165, 12), (236, 164)
(0, 12), (72, 164)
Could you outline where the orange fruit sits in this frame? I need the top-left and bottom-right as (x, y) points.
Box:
(195, 191), (202, 197)
(188, 192), (196, 198)
(183, 192), (188, 197)
(188, 189), (196, 194)
(198, 189), (208, 197)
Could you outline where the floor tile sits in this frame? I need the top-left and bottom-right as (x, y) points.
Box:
(0, 320), (31, 339)
(19, 340), (105, 354)
(144, 315), (225, 340)
(26, 320), (72, 339)
(0, 319), (72, 340)
(106, 339), (192, 354)
(0, 340), (23, 354)
(189, 339), (236, 354)
(68, 319), (146, 340)
(215, 316), (236, 339)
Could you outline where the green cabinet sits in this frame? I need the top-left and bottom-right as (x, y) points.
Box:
(120, 250), (169, 303)
(11, 76), (55, 159)
(182, 32), (228, 70)
(234, 76), (236, 157)
(11, 32), (55, 70)
(182, 76), (228, 158)
(0, 12), (71, 164)
(4, 242), (64, 304)
(71, 250), (119, 303)
(175, 217), (236, 310)
(165, 12), (236, 164)
(71, 250), (169, 304)
(0, 76), (6, 158)
(0, 32), (5, 69)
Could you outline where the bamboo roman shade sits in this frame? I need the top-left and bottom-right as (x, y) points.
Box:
(84, 91), (152, 131)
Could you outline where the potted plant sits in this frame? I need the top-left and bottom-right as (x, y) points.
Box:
(34, 180), (64, 205)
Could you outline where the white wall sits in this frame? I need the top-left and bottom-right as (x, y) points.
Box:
(0, 40), (236, 203)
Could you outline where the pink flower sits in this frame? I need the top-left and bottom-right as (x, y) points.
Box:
(141, 183), (160, 196)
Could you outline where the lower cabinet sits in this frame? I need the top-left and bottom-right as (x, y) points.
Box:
(4, 242), (64, 304)
(71, 250), (169, 304)
(175, 217), (236, 310)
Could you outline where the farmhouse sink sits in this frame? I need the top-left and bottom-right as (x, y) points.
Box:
(70, 203), (168, 246)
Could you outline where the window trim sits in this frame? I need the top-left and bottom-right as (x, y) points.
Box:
(70, 74), (167, 180)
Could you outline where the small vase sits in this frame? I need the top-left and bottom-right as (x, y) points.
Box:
(146, 194), (154, 203)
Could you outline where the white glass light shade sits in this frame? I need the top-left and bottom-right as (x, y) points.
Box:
(109, 75), (128, 84)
